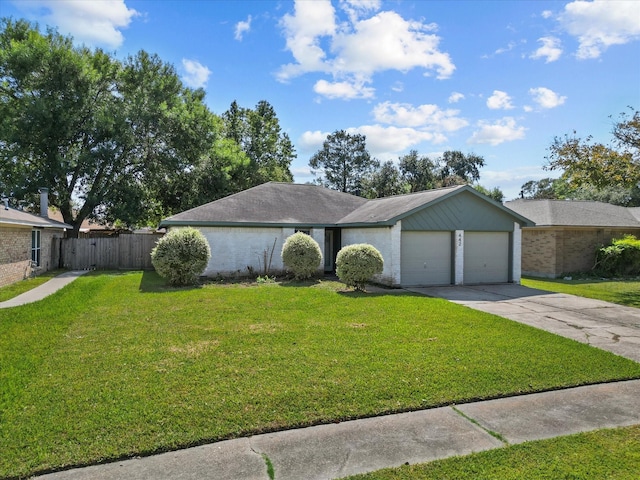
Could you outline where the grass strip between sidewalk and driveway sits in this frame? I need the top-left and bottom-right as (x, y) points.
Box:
(522, 277), (640, 308)
(1, 271), (640, 478)
(341, 425), (640, 480)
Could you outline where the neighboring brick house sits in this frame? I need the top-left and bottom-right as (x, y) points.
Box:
(505, 199), (640, 278)
(0, 197), (71, 288)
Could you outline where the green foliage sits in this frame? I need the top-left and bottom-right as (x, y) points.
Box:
(594, 235), (640, 277)
(309, 130), (379, 195)
(399, 150), (437, 192)
(222, 100), (295, 186)
(362, 160), (408, 199)
(545, 108), (640, 190)
(336, 244), (384, 291)
(473, 184), (505, 203)
(281, 232), (323, 280)
(151, 228), (211, 286)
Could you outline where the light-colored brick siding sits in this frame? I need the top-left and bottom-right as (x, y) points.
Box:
(0, 225), (65, 288)
(522, 227), (640, 277)
(0, 225), (32, 287)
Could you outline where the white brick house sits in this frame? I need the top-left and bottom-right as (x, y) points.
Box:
(160, 182), (533, 287)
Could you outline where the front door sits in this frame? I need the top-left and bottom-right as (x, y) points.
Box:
(324, 230), (334, 272)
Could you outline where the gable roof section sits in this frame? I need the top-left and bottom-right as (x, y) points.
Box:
(505, 199), (640, 228)
(161, 182), (368, 227)
(162, 182), (532, 228)
(0, 206), (71, 229)
(338, 185), (533, 227)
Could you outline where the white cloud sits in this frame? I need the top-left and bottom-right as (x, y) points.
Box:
(339, 0), (381, 23)
(314, 79), (375, 99)
(487, 90), (514, 110)
(372, 101), (468, 131)
(448, 92), (465, 103)
(528, 87), (567, 109)
(16, 0), (139, 48)
(468, 117), (526, 146)
(278, 0), (337, 81)
(278, 1), (455, 97)
(541, 10), (553, 19)
(181, 59), (211, 89)
(235, 15), (252, 41)
(530, 36), (562, 62)
(350, 125), (447, 159)
(559, 0), (640, 59)
(299, 130), (331, 151)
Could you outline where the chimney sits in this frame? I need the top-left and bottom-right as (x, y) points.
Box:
(39, 187), (49, 218)
(2, 197), (8, 210)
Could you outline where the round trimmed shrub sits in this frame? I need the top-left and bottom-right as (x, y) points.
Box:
(151, 227), (211, 286)
(335, 243), (384, 291)
(281, 231), (323, 280)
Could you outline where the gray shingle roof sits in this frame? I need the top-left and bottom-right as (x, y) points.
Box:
(162, 182), (368, 226)
(337, 185), (466, 224)
(162, 182), (531, 228)
(0, 206), (72, 229)
(505, 199), (640, 228)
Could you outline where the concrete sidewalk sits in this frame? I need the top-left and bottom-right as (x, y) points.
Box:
(37, 380), (640, 480)
(409, 284), (640, 363)
(0, 270), (88, 309)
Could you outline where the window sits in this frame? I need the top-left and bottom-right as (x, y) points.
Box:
(31, 229), (41, 266)
(295, 228), (311, 235)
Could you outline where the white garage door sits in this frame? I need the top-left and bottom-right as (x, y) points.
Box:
(401, 231), (452, 286)
(464, 232), (509, 284)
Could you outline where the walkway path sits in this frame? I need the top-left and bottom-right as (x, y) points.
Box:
(0, 270), (88, 309)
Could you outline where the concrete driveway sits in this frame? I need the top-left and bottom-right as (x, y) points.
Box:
(407, 284), (640, 363)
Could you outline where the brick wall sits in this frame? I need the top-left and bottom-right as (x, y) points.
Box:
(0, 225), (32, 288)
(522, 227), (640, 278)
(0, 225), (65, 288)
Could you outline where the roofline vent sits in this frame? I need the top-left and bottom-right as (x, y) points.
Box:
(2, 197), (8, 210)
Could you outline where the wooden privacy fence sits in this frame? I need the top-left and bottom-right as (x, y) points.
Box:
(56, 234), (163, 270)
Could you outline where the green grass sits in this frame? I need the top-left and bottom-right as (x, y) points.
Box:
(342, 425), (640, 479)
(2, 271), (640, 478)
(522, 277), (640, 308)
(0, 269), (64, 303)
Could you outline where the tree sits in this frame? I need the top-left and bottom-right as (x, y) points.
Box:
(473, 184), (505, 203)
(0, 19), (218, 234)
(519, 178), (564, 199)
(399, 150), (436, 192)
(362, 161), (407, 198)
(545, 108), (640, 190)
(222, 100), (295, 185)
(309, 130), (379, 195)
(438, 150), (485, 186)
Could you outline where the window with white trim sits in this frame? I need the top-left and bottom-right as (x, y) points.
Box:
(31, 229), (41, 266)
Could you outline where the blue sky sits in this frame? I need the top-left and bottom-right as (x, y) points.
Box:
(2, 0), (639, 200)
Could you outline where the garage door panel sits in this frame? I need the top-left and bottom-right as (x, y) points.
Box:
(464, 232), (509, 284)
(401, 232), (452, 286)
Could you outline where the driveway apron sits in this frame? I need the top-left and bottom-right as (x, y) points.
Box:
(408, 284), (640, 363)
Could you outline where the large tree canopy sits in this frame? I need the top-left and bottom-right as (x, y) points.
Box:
(545, 108), (640, 190)
(1, 20), (294, 234)
(0, 19), (220, 234)
(309, 130), (379, 195)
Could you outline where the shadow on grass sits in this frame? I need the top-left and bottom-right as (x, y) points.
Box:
(138, 270), (205, 293)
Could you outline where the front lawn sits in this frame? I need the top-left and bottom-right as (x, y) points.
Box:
(2, 271), (640, 478)
(342, 425), (640, 480)
(522, 277), (640, 308)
